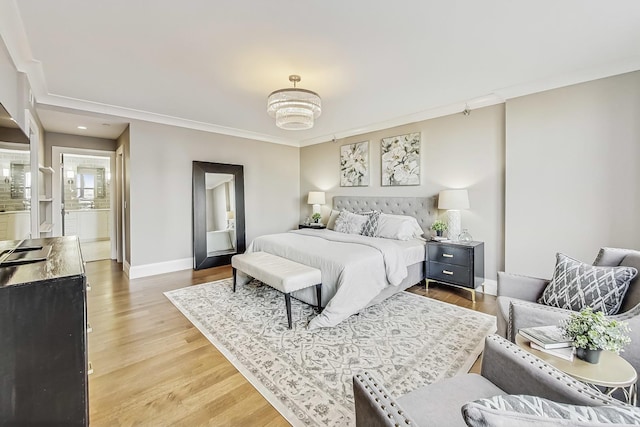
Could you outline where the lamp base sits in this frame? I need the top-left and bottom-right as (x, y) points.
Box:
(447, 210), (461, 242)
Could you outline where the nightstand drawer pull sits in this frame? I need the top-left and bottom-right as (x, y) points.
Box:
(442, 253), (454, 258)
(442, 270), (454, 275)
(88, 362), (94, 375)
(87, 323), (92, 333)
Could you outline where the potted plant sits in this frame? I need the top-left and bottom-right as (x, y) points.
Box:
(311, 213), (322, 224)
(430, 219), (447, 237)
(560, 307), (631, 364)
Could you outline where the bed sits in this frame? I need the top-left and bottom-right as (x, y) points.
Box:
(240, 196), (437, 329)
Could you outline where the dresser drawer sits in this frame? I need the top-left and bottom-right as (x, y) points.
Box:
(427, 244), (470, 267)
(427, 261), (472, 288)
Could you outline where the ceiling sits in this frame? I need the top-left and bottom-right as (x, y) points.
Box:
(3, 1), (640, 146)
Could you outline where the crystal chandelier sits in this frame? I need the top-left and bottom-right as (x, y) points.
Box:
(267, 75), (322, 130)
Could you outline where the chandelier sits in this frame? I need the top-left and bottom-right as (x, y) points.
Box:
(267, 75), (322, 130)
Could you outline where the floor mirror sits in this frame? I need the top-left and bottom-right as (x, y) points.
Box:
(192, 161), (245, 270)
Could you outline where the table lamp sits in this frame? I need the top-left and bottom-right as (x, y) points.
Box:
(437, 189), (469, 242)
(307, 191), (325, 216)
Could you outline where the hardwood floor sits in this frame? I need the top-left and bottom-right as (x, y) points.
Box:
(85, 261), (496, 426)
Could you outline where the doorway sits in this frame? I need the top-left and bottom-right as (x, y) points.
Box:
(0, 143), (31, 240)
(52, 147), (116, 262)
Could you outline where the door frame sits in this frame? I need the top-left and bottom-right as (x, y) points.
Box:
(25, 109), (40, 238)
(52, 146), (117, 259)
(115, 145), (124, 263)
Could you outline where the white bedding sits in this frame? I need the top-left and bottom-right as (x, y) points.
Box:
(241, 229), (425, 329)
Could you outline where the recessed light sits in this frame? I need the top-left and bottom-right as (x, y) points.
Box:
(77, 126), (87, 130)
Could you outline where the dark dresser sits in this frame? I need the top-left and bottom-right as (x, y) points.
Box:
(425, 240), (484, 303)
(0, 236), (88, 426)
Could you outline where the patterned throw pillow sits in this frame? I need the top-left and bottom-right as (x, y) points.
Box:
(462, 394), (640, 426)
(538, 253), (638, 315)
(359, 211), (381, 237)
(334, 210), (368, 235)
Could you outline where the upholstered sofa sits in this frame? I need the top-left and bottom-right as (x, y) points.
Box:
(353, 335), (638, 426)
(496, 247), (640, 383)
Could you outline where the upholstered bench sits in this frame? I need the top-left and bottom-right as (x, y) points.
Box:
(231, 252), (322, 329)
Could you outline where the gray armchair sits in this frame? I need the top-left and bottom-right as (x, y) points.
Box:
(496, 248), (640, 384)
(353, 335), (629, 427)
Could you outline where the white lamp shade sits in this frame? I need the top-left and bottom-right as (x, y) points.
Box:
(226, 211), (235, 220)
(438, 189), (469, 210)
(307, 191), (326, 205)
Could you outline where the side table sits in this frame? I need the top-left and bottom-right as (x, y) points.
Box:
(516, 334), (637, 405)
(425, 240), (484, 303)
(298, 224), (326, 230)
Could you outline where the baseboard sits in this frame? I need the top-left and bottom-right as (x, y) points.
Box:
(123, 257), (499, 294)
(127, 257), (193, 279)
(481, 279), (497, 296)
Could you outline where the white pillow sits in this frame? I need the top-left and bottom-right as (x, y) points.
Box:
(334, 210), (368, 234)
(386, 214), (424, 237)
(326, 209), (340, 230)
(376, 214), (424, 240)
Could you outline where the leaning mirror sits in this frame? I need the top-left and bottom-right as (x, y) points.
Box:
(193, 161), (245, 270)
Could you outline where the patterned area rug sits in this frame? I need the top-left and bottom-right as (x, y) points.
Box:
(165, 278), (496, 426)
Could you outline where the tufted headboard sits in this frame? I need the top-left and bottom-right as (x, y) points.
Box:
(333, 196), (437, 234)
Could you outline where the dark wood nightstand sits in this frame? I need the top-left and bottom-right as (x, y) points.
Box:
(425, 240), (484, 303)
(298, 224), (326, 230)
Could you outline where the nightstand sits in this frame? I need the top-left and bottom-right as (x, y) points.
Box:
(425, 240), (484, 303)
(298, 224), (326, 230)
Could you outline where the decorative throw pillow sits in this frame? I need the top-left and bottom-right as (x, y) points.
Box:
(334, 210), (368, 235)
(538, 253), (638, 315)
(618, 252), (640, 313)
(462, 394), (640, 427)
(376, 214), (422, 240)
(326, 209), (340, 230)
(359, 211), (381, 237)
(385, 214), (424, 238)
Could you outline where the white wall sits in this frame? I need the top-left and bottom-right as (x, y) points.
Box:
(505, 71), (640, 278)
(127, 120), (300, 270)
(300, 104), (505, 282)
(0, 38), (19, 124)
(44, 132), (117, 166)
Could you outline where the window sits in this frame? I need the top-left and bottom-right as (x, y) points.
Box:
(76, 167), (106, 200)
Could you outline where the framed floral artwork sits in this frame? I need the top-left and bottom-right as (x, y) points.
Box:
(340, 141), (369, 187)
(381, 132), (420, 186)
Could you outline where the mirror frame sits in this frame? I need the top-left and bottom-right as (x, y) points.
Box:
(193, 161), (245, 270)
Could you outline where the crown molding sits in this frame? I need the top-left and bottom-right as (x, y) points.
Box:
(0, 1), (48, 98)
(1, 1), (299, 148)
(299, 58), (640, 148)
(298, 94), (505, 147)
(37, 93), (300, 147)
(3, 1), (639, 150)
(493, 55), (640, 101)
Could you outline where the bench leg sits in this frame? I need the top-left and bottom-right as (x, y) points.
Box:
(284, 293), (292, 329)
(315, 283), (322, 312)
(232, 268), (237, 292)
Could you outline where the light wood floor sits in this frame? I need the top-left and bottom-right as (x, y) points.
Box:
(86, 260), (497, 426)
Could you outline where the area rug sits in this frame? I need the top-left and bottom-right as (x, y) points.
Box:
(165, 278), (496, 426)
